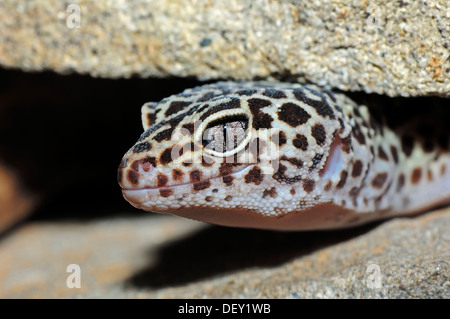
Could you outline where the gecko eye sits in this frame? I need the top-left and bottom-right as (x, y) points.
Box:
(202, 115), (249, 154)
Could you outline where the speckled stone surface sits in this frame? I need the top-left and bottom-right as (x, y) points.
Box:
(0, 207), (448, 298)
(0, 0), (448, 97)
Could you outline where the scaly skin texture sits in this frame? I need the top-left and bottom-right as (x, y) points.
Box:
(118, 82), (450, 230)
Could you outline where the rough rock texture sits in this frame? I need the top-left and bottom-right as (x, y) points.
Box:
(0, 207), (448, 298)
(0, 0), (448, 97)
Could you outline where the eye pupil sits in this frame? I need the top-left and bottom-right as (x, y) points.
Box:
(203, 116), (248, 153)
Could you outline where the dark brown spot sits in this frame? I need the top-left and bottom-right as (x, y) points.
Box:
(147, 113), (156, 127)
(290, 188), (296, 195)
(130, 160), (140, 172)
(262, 89), (287, 98)
(397, 174), (405, 192)
(159, 189), (173, 197)
(324, 181), (332, 191)
(127, 171), (139, 185)
(219, 163), (234, 176)
(248, 98), (271, 113)
(205, 196), (213, 202)
(411, 168), (422, 184)
(245, 166), (264, 185)
(378, 146), (389, 161)
(352, 125), (366, 145)
(272, 131), (287, 146)
(323, 89), (336, 102)
(212, 188), (219, 193)
(160, 147), (174, 165)
(298, 200), (308, 208)
(401, 135), (414, 157)
(441, 163), (446, 176)
(182, 161), (192, 167)
(168, 113), (186, 127)
(336, 170), (348, 189)
(182, 123), (195, 134)
(199, 98), (241, 121)
(157, 174), (168, 187)
(293, 134), (308, 150)
(190, 170), (201, 183)
(353, 107), (361, 118)
(351, 160), (363, 177)
(278, 102), (311, 127)
(247, 98), (273, 129)
(222, 175), (234, 186)
(281, 156), (304, 168)
(246, 137), (263, 162)
(262, 187), (278, 198)
(292, 88), (335, 119)
(172, 169), (184, 181)
(165, 101), (191, 116)
(133, 142), (152, 153)
(153, 127), (174, 142)
(253, 113), (274, 130)
(338, 118), (345, 130)
(303, 179), (315, 193)
(349, 186), (359, 197)
(341, 136), (352, 153)
(272, 163), (302, 184)
(236, 89), (257, 96)
(311, 124), (326, 145)
(427, 169), (433, 181)
(224, 195), (233, 201)
(390, 145), (399, 164)
(372, 172), (388, 189)
(193, 181), (211, 191)
(196, 92), (216, 102)
(202, 156), (214, 167)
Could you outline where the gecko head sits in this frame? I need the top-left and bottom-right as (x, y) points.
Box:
(118, 83), (355, 230)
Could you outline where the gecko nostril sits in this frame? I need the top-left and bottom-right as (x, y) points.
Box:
(142, 161), (152, 172)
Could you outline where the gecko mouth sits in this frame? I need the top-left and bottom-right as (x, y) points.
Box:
(121, 164), (253, 209)
(121, 164), (252, 192)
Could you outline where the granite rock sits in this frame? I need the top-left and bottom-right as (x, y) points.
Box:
(0, 0), (448, 97)
(0, 207), (448, 298)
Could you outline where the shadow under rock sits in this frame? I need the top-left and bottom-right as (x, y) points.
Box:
(126, 221), (380, 289)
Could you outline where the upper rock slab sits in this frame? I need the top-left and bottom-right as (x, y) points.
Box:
(0, 0), (448, 97)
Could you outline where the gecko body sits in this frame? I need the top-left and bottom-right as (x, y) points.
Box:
(118, 82), (450, 230)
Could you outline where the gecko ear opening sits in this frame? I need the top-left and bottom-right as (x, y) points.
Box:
(319, 135), (343, 179)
